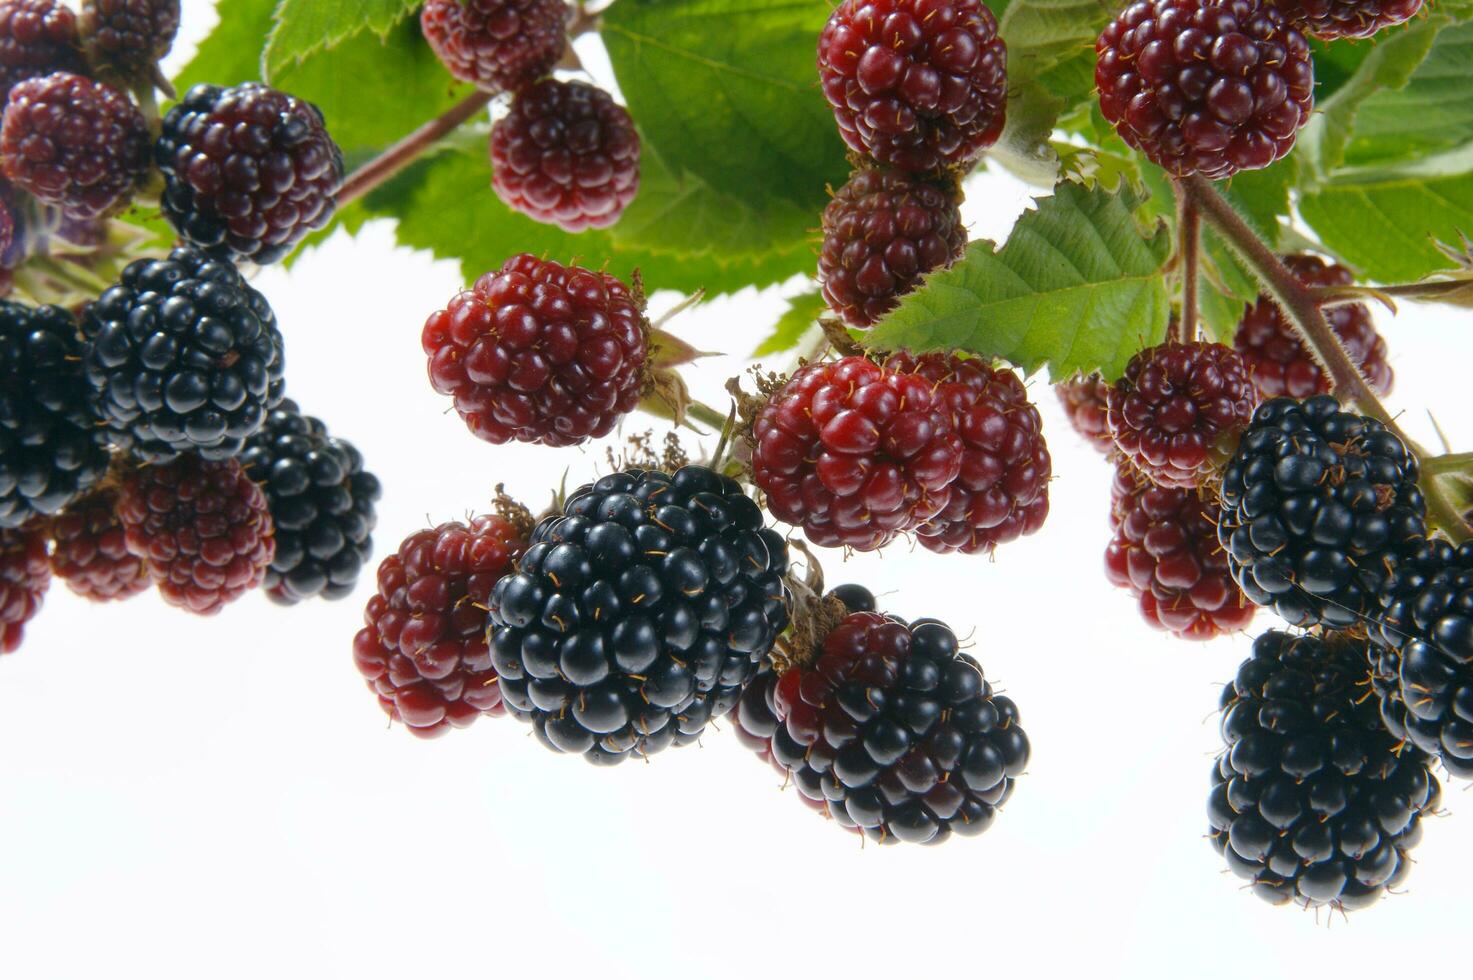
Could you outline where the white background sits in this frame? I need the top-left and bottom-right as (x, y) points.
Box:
(2, 5), (1471, 978)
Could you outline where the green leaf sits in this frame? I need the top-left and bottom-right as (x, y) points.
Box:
(264, 0), (419, 80)
(999, 0), (1110, 90)
(1221, 160), (1293, 248)
(754, 289), (824, 356)
(1196, 281), (1246, 345)
(864, 181), (1171, 381)
(989, 80), (1063, 188)
(600, 0), (848, 245)
(1299, 173), (1473, 282)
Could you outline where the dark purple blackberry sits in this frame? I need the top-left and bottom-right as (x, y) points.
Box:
(0, 299), (108, 528)
(0, 0), (86, 107)
(155, 82), (343, 265)
(79, 0), (180, 82)
(1370, 538), (1473, 780)
(240, 399), (381, 605)
(81, 245), (286, 462)
(1209, 630), (1440, 910)
(489, 465), (790, 764)
(1218, 396), (1425, 630)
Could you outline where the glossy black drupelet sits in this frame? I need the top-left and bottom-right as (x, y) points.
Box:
(1208, 630), (1439, 910)
(489, 465), (790, 764)
(240, 399), (380, 605)
(0, 300), (109, 527)
(1218, 395), (1425, 629)
(1370, 538), (1473, 780)
(81, 246), (285, 462)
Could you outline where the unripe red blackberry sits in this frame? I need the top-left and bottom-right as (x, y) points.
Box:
(1274, 0), (1423, 38)
(748, 355), (963, 551)
(1055, 374), (1113, 453)
(353, 511), (529, 739)
(490, 78), (640, 233)
(1234, 254), (1391, 400)
(886, 352), (1051, 555)
(1095, 0), (1314, 179)
(1107, 341), (1257, 489)
(420, 0), (567, 94)
(818, 0), (1007, 172)
(0, 524), (48, 652)
(117, 454), (275, 615)
(156, 82), (343, 264)
(79, 0), (180, 82)
(423, 253), (648, 448)
(819, 169), (966, 328)
(49, 487), (149, 602)
(1, 71), (149, 220)
(1105, 463), (1253, 640)
(0, 0), (86, 107)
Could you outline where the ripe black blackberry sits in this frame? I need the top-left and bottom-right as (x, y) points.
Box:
(81, 246), (286, 462)
(240, 399), (381, 605)
(0, 0), (86, 107)
(1218, 396), (1425, 630)
(0, 299), (109, 528)
(1370, 538), (1473, 780)
(156, 82), (343, 264)
(79, 0), (180, 82)
(1209, 630), (1440, 910)
(489, 465), (790, 764)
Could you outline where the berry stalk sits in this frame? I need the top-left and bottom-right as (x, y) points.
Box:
(1172, 181), (1200, 342)
(337, 90), (494, 206)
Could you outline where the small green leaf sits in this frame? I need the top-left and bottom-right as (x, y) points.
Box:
(754, 290), (825, 357)
(263, 0), (418, 79)
(1221, 160), (1294, 248)
(1299, 173), (1473, 282)
(864, 181), (1171, 381)
(989, 81), (1063, 188)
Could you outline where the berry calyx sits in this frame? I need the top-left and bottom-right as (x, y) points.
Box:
(885, 351), (1051, 555)
(0, 71), (150, 220)
(747, 355), (963, 551)
(1095, 0), (1314, 179)
(1209, 630), (1439, 910)
(1105, 462), (1253, 640)
(1106, 340), (1257, 489)
(0, 0), (86, 107)
(79, 0), (180, 84)
(490, 465), (790, 764)
(48, 487), (149, 602)
(353, 507), (530, 738)
(1218, 395), (1426, 630)
(1055, 374), (1113, 453)
(490, 78), (641, 233)
(1273, 0), (1423, 39)
(0, 524), (48, 652)
(420, 0), (568, 94)
(819, 168), (966, 328)
(117, 454), (276, 615)
(422, 253), (649, 447)
(1234, 253), (1391, 400)
(818, 0), (1008, 172)
(156, 82), (343, 264)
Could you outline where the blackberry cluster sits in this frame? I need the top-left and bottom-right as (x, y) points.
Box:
(117, 454), (276, 615)
(1275, 0), (1423, 38)
(48, 488), (148, 601)
(81, 246), (286, 462)
(79, 0), (181, 81)
(887, 352), (1051, 555)
(353, 512), (529, 738)
(817, 0), (1008, 172)
(0, 299), (109, 528)
(490, 79), (641, 233)
(422, 253), (649, 447)
(0, 524), (48, 652)
(240, 399), (381, 605)
(0, 71), (150, 220)
(156, 82), (343, 264)
(1209, 630), (1439, 910)
(749, 356), (962, 551)
(1218, 396), (1426, 629)
(1055, 374), (1113, 453)
(769, 600), (1029, 843)
(1105, 463), (1253, 640)
(1107, 341), (1257, 489)
(420, 0), (567, 94)
(1095, 0), (1314, 179)
(1370, 538), (1473, 780)
(1234, 254), (1391, 400)
(489, 466), (790, 764)
(0, 0), (85, 106)
(818, 169), (966, 328)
